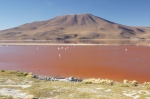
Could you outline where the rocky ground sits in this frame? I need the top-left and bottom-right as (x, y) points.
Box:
(0, 70), (150, 99)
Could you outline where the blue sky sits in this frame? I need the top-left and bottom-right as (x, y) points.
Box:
(0, 0), (150, 30)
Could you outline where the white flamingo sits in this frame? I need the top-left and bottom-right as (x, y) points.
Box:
(59, 54), (61, 58)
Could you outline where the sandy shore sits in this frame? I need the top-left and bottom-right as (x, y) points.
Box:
(0, 42), (149, 46)
(0, 38), (149, 46)
(0, 42), (147, 46)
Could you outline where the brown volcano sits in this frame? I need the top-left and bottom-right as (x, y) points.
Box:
(0, 14), (150, 44)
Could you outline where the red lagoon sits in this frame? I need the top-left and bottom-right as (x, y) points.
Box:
(0, 45), (150, 82)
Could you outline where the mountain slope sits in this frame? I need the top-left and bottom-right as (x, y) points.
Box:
(0, 14), (150, 44)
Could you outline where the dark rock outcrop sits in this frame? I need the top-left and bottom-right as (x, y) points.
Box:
(34, 75), (82, 82)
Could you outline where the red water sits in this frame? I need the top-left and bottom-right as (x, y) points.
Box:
(0, 45), (150, 82)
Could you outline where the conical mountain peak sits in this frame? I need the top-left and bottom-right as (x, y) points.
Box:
(0, 14), (149, 44)
(47, 13), (114, 27)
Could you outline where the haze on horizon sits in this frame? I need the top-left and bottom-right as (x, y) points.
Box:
(0, 0), (150, 30)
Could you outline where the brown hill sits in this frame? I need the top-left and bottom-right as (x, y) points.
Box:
(0, 14), (150, 44)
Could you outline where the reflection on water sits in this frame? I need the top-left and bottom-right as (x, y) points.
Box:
(0, 45), (150, 82)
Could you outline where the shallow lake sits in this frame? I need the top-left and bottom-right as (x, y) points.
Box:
(0, 45), (150, 82)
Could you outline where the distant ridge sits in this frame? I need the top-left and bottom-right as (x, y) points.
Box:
(0, 14), (150, 44)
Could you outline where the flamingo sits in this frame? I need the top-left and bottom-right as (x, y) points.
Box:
(59, 54), (61, 58)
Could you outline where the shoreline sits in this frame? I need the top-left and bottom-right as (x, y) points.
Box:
(1, 69), (149, 84)
(0, 43), (149, 46)
(0, 43), (129, 46)
(0, 39), (149, 46)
